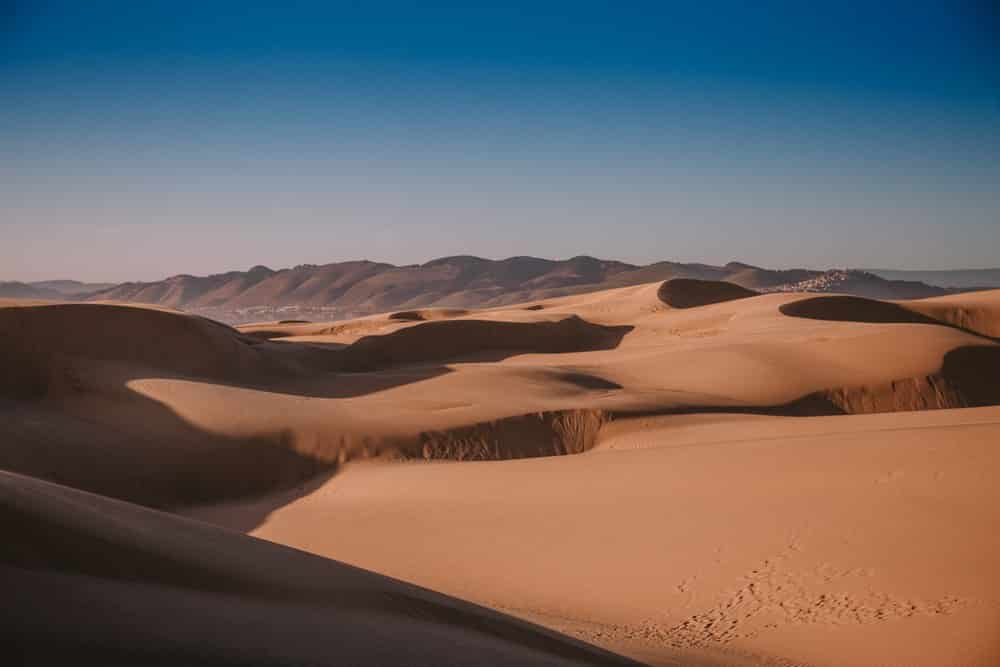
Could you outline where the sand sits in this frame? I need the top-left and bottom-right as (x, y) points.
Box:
(0, 470), (639, 666)
(189, 407), (1000, 667)
(3, 282), (999, 665)
(656, 278), (758, 308)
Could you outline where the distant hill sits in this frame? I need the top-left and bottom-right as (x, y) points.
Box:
(0, 280), (117, 300)
(5, 257), (960, 323)
(30, 280), (117, 296)
(866, 268), (1000, 289)
(0, 281), (63, 300)
(67, 257), (953, 323)
(760, 269), (951, 300)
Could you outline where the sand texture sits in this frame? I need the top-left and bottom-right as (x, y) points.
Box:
(3, 282), (999, 665)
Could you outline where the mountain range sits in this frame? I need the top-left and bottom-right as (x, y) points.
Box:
(0, 280), (116, 301)
(0, 257), (968, 324)
(866, 268), (1000, 289)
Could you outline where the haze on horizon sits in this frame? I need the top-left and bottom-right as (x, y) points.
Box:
(3, 1), (998, 283)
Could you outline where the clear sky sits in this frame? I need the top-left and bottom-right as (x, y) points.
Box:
(3, 1), (998, 281)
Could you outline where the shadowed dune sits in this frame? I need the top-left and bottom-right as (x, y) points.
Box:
(339, 316), (634, 371)
(4, 293), (1000, 511)
(0, 471), (642, 667)
(0, 305), (377, 506)
(780, 295), (947, 326)
(779, 293), (1000, 342)
(812, 344), (1000, 414)
(656, 279), (758, 309)
(777, 295), (1000, 414)
(0, 302), (635, 508)
(0, 398), (335, 508)
(0, 302), (342, 400)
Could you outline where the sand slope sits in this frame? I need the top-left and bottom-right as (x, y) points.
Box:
(189, 407), (1000, 667)
(3, 283), (1000, 665)
(906, 290), (1000, 338)
(0, 470), (641, 666)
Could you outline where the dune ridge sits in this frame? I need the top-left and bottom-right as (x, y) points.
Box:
(3, 287), (1000, 511)
(906, 291), (1000, 338)
(779, 294), (1000, 341)
(657, 279), (758, 309)
(0, 301), (634, 507)
(339, 316), (633, 371)
(0, 302), (318, 400)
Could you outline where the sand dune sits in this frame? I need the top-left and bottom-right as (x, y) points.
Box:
(906, 290), (1000, 338)
(339, 316), (633, 371)
(0, 470), (640, 667)
(779, 295), (947, 325)
(3, 284), (1000, 665)
(812, 344), (1000, 414)
(3, 287), (999, 504)
(0, 301), (309, 397)
(188, 406), (1000, 667)
(0, 301), (343, 505)
(778, 294), (1000, 414)
(657, 278), (758, 308)
(781, 293), (1000, 341)
(0, 302), (632, 505)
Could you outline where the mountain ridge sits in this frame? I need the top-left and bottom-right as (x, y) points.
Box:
(3, 256), (963, 324)
(866, 268), (1000, 289)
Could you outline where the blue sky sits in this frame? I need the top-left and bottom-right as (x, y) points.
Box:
(2, 1), (998, 281)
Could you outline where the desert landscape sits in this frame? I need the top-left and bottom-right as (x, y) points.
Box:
(3, 277), (999, 665)
(6, 3), (999, 664)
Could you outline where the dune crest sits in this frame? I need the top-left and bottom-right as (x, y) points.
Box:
(339, 316), (633, 371)
(779, 292), (1000, 341)
(656, 279), (758, 309)
(0, 302), (317, 400)
(779, 294), (942, 325)
(907, 289), (1000, 338)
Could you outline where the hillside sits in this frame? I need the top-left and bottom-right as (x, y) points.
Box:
(79, 257), (954, 323)
(0, 282), (63, 300)
(0, 280), (117, 301)
(761, 269), (951, 300)
(867, 268), (1000, 289)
